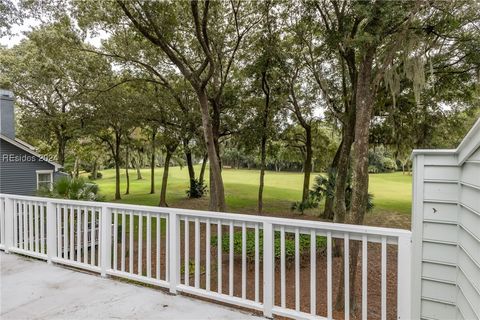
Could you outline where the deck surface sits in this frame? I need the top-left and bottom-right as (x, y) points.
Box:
(0, 252), (259, 319)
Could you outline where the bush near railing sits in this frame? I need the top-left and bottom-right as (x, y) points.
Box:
(211, 230), (327, 262)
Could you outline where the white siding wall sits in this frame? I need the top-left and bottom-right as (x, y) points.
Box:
(412, 120), (480, 320)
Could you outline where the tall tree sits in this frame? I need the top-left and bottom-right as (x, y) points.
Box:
(0, 18), (109, 165)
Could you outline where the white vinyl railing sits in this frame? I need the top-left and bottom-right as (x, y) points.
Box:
(0, 193), (412, 320)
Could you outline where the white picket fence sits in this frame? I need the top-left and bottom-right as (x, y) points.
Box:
(0, 193), (412, 320)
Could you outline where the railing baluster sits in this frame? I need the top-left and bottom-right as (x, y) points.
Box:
(362, 235), (368, 320)
(83, 208), (88, 263)
(156, 215), (160, 279)
(344, 233), (350, 320)
(381, 236), (387, 320)
(165, 216), (169, 281)
(295, 228), (300, 311)
(113, 210), (118, 270)
(23, 202), (27, 250)
(63, 205), (68, 259)
(147, 213), (152, 278)
(281, 226), (286, 308)
(242, 222), (246, 300)
(397, 235), (412, 320)
(254, 223), (259, 303)
(217, 220), (222, 294)
(129, 211), (133, 272)
(206, 218), (211, 292)
(29, 202), (33, 251)
(184, 217), (189, 286)
(12, 200), (17, 248)
(229, 221), (234, 296)
(310, 229), (316, 315)
(91, 207), (96, 266)
(167, 212), (177, 294)
(138, 212), (143, 276)
(17, 201), (21, 249)
(100, 206), (112, 277)
(76, 207), (81, 262)
(327, 231), (332, 319)
(22, 201), (27, 250)
(40, 203), (45, 254)
(46, 201), (56, 263)
(121, 211), (126, 272)
(69, 206), (74, 260)
(263, 222), (274, 318)
(56, 205), (61, 258)
(35, 203), (40, 252)
(24, 202), (27, 250)
(195, 218), (200, 288)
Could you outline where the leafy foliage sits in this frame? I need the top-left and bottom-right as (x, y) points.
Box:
(211, 230), (327, 262)
(291, 169), (375, 214)
(39, 177), (104, 201)
(186, 178), (207, 199)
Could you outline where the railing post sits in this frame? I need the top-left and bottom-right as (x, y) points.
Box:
(4, 197), (14, 253)
(46, 201), (57, 263)
(169, 212), (179, 294)
(397, 234), (412, 320)
(263, 221), (274, 318)
(100, 205), (112, 277)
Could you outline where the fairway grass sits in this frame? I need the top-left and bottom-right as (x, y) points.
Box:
(85, 166), (412, 223)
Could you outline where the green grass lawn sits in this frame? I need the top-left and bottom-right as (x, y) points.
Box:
(84, 166), (412, 228)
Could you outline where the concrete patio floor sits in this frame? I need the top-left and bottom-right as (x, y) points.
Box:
(0, 252), (260, 319)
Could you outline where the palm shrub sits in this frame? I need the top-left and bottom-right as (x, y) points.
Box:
(291, 169), (374, 214)
(39, 176), (104, 201)
(186, 178), (207, 198)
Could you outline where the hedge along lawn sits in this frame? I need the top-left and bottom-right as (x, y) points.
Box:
(84, 166), (412, 228)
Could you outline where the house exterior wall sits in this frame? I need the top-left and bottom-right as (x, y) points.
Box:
(0, 139), (56, 195)
(412, 120), (480, 320)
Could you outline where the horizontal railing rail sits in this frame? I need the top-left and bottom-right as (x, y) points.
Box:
(0, 193), (412, 320)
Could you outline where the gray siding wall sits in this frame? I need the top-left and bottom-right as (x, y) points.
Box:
(0, 139), (56, 195)
(412, 149), (480, 320)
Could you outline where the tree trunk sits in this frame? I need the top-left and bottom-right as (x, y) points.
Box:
(125, 146), (130, 195)
(73, 158), (80, 178)
(197, 91), (225, 211)
(336, 49), (377, 313)
(55, 131), (67, 166)
(258, 70), (270, 214)
(159, 149), (173, 207)
(333, 107), (356, 311)
(114, 157), (121, 200)
(348, 50), (376, 312)
(323, 139), (343, 219)
(302, 126), (313, 202)
(150, 131), (156, 194)
(92, 159), (98, 180)
(134, 153), (143, 180)
(199, 153), (208, 184)
(184, 138), (196, 196)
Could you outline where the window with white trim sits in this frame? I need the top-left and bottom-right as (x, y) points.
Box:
(36, 170), (53, 190)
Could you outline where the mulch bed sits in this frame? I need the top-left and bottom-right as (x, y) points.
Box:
(112, 222), (399, 320)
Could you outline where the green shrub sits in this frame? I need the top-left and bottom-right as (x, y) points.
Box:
(211, 230), (327, 261)
(368, 147), (398, 173)
(38, 177), (104, 201)
(88, 172), (103, 180)
(186, 178), (207, 198)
